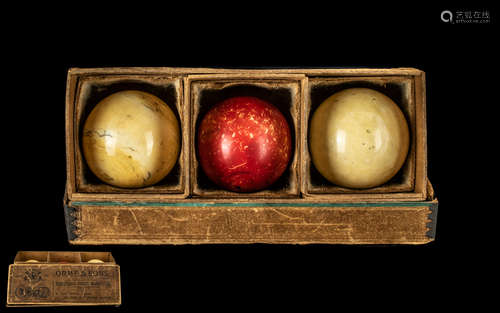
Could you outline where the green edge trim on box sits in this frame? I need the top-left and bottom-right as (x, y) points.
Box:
(70, 201), (435, 208)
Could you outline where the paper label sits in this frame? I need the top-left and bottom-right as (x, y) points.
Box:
(7, 264), (120, 306)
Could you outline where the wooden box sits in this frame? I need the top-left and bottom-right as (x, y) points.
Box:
(64, 67), (438, 245)
(6, 251), (121, 307)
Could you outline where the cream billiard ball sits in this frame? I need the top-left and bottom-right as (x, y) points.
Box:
(309, 88), (409, 189)
(82, 90), (180, 188)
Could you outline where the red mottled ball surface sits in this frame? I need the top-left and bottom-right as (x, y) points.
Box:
(197, 96), (292, 192)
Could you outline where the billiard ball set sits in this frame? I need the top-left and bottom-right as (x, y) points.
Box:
(64, 67), (438, 245)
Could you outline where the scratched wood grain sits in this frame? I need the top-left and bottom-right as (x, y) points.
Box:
(68, 204), (435, 244)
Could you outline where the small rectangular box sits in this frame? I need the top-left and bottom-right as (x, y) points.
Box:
(7, 251), (121, 307)
(65, 67), (438, 245)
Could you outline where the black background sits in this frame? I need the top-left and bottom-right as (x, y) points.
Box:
(1, 4), (497, 311)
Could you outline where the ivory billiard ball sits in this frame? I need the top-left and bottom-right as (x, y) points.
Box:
(82, 90), (180, 188)
(309, 88), (409, 189)
(87, 259), (104, 263)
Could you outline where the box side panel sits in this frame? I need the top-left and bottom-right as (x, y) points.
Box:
(67, 203), (435, 245)
(65, 71), (79, 198)
(414, 71), (428, 196)
(68, 67), (424, 77)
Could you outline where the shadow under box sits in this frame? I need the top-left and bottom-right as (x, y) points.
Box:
(75, 78), (185, 193)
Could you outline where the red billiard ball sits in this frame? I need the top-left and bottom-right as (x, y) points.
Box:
(197, 96), (292, 192)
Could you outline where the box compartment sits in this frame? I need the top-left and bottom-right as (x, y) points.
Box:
(303, 76), (423, 199)
(68, 74), (188, 198)
(186, 74), (304, 198)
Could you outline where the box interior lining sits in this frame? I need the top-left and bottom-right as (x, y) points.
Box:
(47, 252), (81, 263)
(14, 251), (49, 263)
(14, 252), (114, 263)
